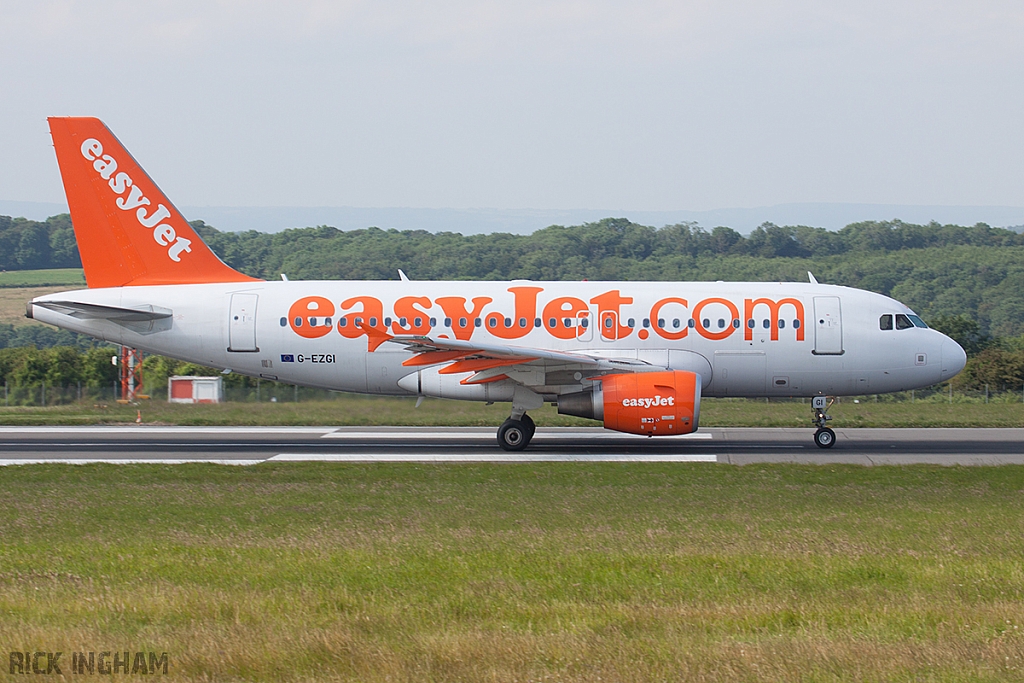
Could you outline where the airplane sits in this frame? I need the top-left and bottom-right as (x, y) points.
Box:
(28, 117), (968, 450)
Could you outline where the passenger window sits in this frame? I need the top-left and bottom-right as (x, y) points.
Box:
(879, 314), (893, 330)
(895, 314), (913, 330)
(519, 317), (527, 328)
(279, 317), (287, 327)
(762, 319), (770, 329)
(908, 315), (928, 328)
(444, 317), (452, 327)
(627, 318), (635, 328)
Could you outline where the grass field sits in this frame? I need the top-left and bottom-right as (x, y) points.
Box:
(1, 462), (1023, 681)
(3, 394), (1024, 428)
(0, 285), (78, 328)
(0, 268), (86, 288)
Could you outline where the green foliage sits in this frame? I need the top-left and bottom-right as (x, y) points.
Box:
(0, 214), (79, 270)
(6, 213), (1024, 340)
(0, 345), (118, 390)
(0, 322), (96, 350)
(928, 314), (991, 355)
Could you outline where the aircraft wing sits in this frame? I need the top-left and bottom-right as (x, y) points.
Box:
(385, 334), (657, 387)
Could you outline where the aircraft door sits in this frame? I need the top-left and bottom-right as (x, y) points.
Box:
(813, 296), (843, 355)
(228, 293), (259, 352)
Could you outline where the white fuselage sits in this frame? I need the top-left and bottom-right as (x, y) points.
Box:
(30, 280), (966, 400)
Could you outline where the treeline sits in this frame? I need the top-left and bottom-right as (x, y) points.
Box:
(3, 341), (1024, 399)
(0, 323), (94, 351)
(5, 212), (1024, 275)
(6, 213), (1024, 338)
(0, 346), (278, 404)
(0, 215), (79, 270)
(190, 218), (1024, 281)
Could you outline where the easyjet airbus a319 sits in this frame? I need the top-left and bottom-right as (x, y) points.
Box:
(28, 118), (967, 449)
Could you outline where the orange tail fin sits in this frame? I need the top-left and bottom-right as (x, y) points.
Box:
(48, 117), (260, 288)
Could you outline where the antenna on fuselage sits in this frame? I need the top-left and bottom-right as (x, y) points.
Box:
(398, 269), (410, 281)
(808, 271), (819, 285)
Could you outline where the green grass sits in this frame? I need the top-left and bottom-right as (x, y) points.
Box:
(0, 267), (85, 288)
(1, 463), (1023, 681)
(3, 394), (1024, 427)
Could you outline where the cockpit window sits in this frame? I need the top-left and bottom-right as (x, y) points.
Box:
(895, 313), (914, 330)
(907, 315), (928, 328)
(879, 314), (893, 330)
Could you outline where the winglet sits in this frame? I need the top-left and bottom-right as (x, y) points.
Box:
(48, 117), (260, 288)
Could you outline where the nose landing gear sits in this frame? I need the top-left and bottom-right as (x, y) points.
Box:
(812, 395), (836, 449)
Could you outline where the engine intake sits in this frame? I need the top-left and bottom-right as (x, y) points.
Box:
(558, 370), (701, 436)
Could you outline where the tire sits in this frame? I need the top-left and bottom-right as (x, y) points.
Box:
(814, 427), (836, 449)
(497, 419), (531, 451)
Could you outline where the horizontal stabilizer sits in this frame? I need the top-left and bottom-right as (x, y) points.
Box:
(33, 301), (172, 322)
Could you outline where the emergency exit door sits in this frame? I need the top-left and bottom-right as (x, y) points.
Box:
(228, 293), (259, 352)
(812, 296), (843, 355)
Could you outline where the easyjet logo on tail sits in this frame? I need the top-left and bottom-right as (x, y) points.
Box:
(80, 139), (193, 262)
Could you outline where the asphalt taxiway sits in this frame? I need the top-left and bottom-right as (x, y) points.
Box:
(0, 426), (1022, 465)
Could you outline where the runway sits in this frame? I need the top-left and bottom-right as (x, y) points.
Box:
(0, 426), (1022, 465)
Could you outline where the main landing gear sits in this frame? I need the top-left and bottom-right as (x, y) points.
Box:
(812, 395), (835, 449)
(497, 413), (535, 451)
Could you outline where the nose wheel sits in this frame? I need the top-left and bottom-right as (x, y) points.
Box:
(814, 427), (836, 449)
(811, 396), (836, 449)
(497, 413), (535, 451)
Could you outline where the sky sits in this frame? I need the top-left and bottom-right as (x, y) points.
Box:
(1, 0), (1023, 216)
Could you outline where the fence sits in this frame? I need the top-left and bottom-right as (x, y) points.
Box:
(0, 379), (347, 407)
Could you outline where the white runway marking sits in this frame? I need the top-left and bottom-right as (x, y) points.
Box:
(268, 453), (719, 463)
(0, 426), (334, 434)
(320, 430), (714, 440)
(0, 459), (264, 466)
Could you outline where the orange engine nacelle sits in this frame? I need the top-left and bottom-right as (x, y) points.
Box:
(557, 370), (701, 436)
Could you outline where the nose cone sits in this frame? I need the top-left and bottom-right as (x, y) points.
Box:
(940, 337), (967, 380)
